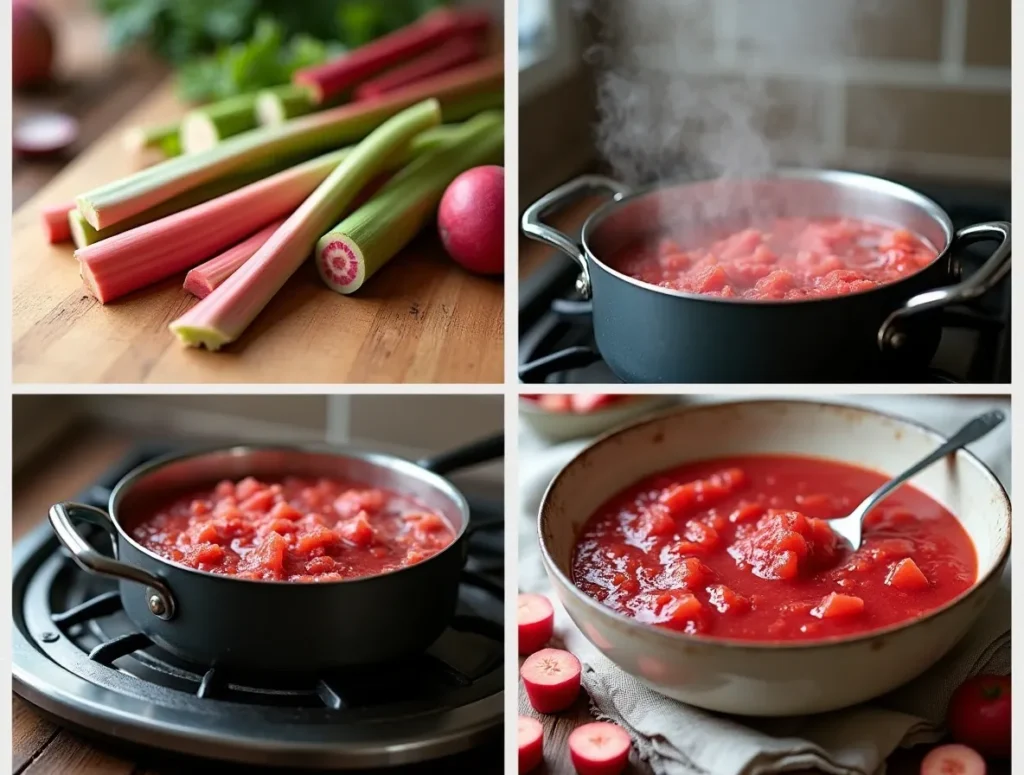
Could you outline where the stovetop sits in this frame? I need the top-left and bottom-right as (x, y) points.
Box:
(520, 177), (1011, 384)
(12, 444), (504, 772)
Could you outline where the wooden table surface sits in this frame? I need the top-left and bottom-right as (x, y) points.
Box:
(11, 426), (503, 775)
(13, 14), (503, 385)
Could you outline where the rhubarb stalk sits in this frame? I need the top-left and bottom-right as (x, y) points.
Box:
(294, 8), (491, 104)
(354, 35), (483, 100)
(317, 111), (503, 295)
(41, 202), (74, 243)
(77, 56), (500, 231)
(78, 147), (356, 303)
(123, 121), (182, 157)
(183, 219), (286, 299)
(170, 99), (442, 350)
(256, 84), (321, 125)
(180, 93), (260, 153)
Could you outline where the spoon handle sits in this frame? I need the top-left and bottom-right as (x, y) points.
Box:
(853, 409), (1006, 519)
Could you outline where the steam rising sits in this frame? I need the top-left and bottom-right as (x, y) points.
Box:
(574, 0), (891, 190)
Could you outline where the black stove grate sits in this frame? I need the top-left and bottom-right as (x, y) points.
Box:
(520, 177), (1011, 384)
(13, 443), (504, 771)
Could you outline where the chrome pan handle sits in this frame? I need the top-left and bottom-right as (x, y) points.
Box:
(880, 221), (1011, 350)
(49, 502), (176, 620)
(521, 175), (632, 299)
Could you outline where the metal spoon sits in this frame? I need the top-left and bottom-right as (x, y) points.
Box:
(828, 409), (1005, 550)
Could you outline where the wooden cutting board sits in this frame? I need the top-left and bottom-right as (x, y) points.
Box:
(12, 81), (504, 385)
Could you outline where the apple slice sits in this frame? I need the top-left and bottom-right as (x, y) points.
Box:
(920, 744), (986, 775)
(518, 716), (544, 773)
(569, 721), (632, 775)
(518, 593), (555, 655)
(520, 648), (581, 713)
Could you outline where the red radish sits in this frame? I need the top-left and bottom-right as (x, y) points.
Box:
(569, 722), (632, 775)
(13, 113), (78, 157)
(520, 648), (581, 713)
(518, 593), (555, 654)
(13, 0), (54, 89)
(920, 744), (986, 775)
(437, 165), (503, 275)
(518, 716), (544, 773)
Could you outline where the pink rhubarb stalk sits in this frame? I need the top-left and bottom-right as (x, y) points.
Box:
(41, 202), (74, 243)
(169, 99), (442, 350)
(353, 36), (484, 100)
(77, 148), (355, 304)
(294, 8), (490, 104)
(183, 219), (286, 299)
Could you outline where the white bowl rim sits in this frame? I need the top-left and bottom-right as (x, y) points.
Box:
(539, 397), (1012, 652)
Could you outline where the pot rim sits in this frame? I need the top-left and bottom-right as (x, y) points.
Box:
(581, 168), (956, 307)
(106, 442), (472, 588)
(539, 398), (1011, 652)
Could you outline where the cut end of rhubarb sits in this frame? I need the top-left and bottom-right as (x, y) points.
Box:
(67, 209), (90, 249)
(255, 92), (285, 126)
(170, 322), (231, 351)
(181, 112), (220, 155)
(75, 196), (101, 230)
(183, 270), (215, 300)
(317, 235), (366, 294)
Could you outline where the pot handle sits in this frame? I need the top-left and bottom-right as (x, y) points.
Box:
(879, 221), (1011, 350)
(417, 433), (504, 477)
(521, 175), (632, 299)
(48, 502), (176, 621)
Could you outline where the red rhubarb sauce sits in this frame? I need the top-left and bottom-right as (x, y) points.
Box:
(610, 217), (938, 300)
(131, 477), (455, 582)
(571, 456), (976, 641)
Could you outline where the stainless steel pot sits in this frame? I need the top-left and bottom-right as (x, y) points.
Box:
(522, 170), (1011, 383)
(48, 437), (503, 671)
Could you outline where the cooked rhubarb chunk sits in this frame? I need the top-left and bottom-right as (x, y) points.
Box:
(810, 592), (865, 619)
(885, 558), (930, 591)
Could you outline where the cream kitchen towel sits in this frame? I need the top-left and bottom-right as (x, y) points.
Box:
(518, 395), (1010, 775)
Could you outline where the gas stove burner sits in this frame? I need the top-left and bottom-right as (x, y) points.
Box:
(520, 178), (1010, 385)
(12, 445), (504, 771)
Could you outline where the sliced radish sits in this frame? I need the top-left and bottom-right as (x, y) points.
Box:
(920, 744), (986, 775)
(518, 593), (555, 655)
(569, 721), (632, 775)
(518, 716), (544, 773)
(13, 112), (78, 157)
(520, 648), (581, 713)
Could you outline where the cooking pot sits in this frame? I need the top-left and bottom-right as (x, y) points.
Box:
(48, 435), (503, 672)
(522, 170), (1010, 383)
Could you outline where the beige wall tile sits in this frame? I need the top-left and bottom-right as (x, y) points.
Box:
(80, 395), (329, 430)
(845, 85), (1010, 159)
(735, 0), (943, 61)
(964, 0), (1011, 68)
(347, 396), (503, 453)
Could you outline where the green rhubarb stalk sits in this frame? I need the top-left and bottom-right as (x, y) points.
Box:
(123, 121), (182, 158)
(180, 94), (261, 154)
(77, 57), (504, 231)
(70, 125), (461, 249)
(255, 84), (320, 126)
(316, 111), (503, 295)
(169, 99), (443, 351)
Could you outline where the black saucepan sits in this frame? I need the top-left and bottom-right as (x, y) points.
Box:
(522, 170), (1011, 383)
(48, 435), (503, 672)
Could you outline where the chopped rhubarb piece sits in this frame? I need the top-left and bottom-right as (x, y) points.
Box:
(811, 592), (865, 619)
(518, 593), (555, 655)
(518, 716), (544, 773)
(338, 514), (375, 547)
(184, 219), (285, 299)
(295, 524), (340, 554)
(520, 648), (581, 713)
(707, 584), (749, 614)
(885, 557), (930, 591)
(41, 202), (74, 244)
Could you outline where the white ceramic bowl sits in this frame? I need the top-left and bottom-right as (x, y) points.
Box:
(520, 395), (680, 443)
(539, 400), (1010, 716)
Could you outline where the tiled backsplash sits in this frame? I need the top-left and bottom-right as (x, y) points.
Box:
(597, 0), (1010, 183)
